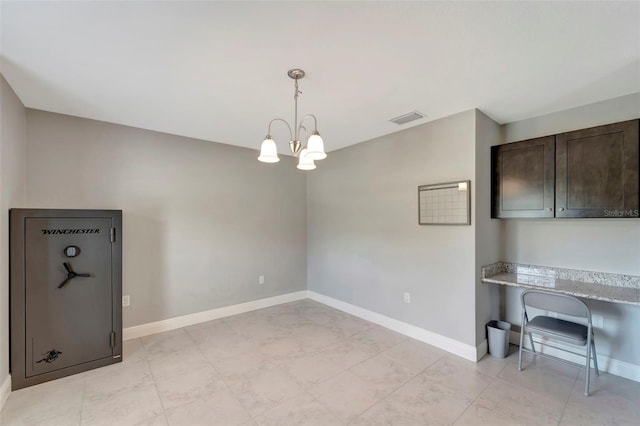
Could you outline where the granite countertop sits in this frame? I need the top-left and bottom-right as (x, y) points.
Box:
(481, 262), (640, 306)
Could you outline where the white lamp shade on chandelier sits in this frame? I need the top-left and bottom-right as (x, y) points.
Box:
(305, 132), (327, 160)
(296, 149), (316, 170)
(258, 138), (279, 163)
(257, 69), (327, 170)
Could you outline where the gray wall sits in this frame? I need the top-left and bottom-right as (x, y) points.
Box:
(307, 110), (479, 346)
(1, 75), (27, 387)
(500, 93), (640, 365)
(474, 110), (502, 345)
(25, 110), (307, 327)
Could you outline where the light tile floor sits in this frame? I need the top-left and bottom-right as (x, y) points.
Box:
(1, 299), (639, 425)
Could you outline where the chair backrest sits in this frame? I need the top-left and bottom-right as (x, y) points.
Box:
(521, 290), (590, 320)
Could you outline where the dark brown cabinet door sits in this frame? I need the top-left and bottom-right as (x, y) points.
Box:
(556, 120), (639, 218)
(492, 136), (555, 218)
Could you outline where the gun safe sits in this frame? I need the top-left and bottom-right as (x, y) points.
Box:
(10, 209), (122, 390)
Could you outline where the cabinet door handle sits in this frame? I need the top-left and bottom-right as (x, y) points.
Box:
(545, 208), (552, 212)
(558, 207), (565, 212)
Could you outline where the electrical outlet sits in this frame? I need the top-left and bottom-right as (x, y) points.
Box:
(592, 314), (604, 328)
(403, 292), (411, 304)
(259, 275), (265, 285)
(122, 295), (130, 307)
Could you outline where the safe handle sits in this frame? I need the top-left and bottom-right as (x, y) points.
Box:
(58, 262), (91, 288)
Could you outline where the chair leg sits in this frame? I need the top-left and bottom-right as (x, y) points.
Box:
(528, 332), (536, 354)
(585, 334), (592, 397)
(591, 338), (599, 376)
(518, 324), (525, 371)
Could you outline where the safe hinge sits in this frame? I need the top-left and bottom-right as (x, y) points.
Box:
(110, 227), (116, 243)
(110, 331), (116, 348)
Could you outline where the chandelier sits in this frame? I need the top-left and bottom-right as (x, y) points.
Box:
(258, 69), (327, 170)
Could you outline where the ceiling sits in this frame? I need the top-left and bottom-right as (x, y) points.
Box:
(1, 1), (639, 154)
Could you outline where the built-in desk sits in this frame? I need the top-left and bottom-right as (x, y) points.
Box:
(482, 262), (640, 306)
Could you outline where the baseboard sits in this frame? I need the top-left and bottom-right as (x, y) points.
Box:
(307, 291), (481, 362)
(0, 374), (10, 412)
(121, 288), (490, 364)
(509, 330), (640, 383)
(476, 338), (488, 361)
(123, 291), (308, 340)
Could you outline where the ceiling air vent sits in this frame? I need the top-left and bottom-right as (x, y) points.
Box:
(389, 111), (426, 125)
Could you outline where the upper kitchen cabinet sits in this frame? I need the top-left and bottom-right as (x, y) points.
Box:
(491, 136), (555, 218)
(556, 120), (639, 218)
(492, 119), (639, 219)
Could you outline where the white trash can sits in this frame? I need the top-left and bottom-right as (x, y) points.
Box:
(487, 320), (511, 358)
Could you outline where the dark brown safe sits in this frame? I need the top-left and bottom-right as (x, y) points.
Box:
(10, 209), (122, 390)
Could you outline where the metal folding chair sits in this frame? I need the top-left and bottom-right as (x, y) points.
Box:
(519, 289), (599, 396)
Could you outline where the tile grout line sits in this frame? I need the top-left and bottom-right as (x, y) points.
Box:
(502, 352), (581, 405)
(78, 376), (87, 426)
(297, 308), (451, 424)
(449, 368), (498, 426)
(557, 369), (581, 426)
(331, 327), (409, 373)
(240, 369), (300, 422)
(345, 342), (448, 424)
(225, 308), (398, 424)
(255, 313), (354, 422)
(450, 399), (476, 425)
(193, 317), (314, 423)
(139, 304), (501, 425)
(251, 390), (318, 424)
(145, 356), (168, 421)
(139, 333), (172, 423)
(181, 324), (254, 423)
(491, 352), (580, 425)
(300, 390), (345, 425)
